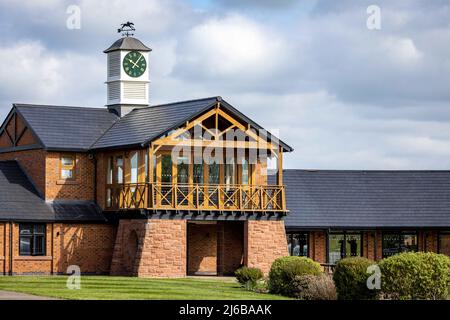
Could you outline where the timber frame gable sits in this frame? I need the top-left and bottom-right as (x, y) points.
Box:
(0, 106), (43, 152)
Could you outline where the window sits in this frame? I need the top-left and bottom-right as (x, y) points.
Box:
(106, 156), (113, 184)
(241, 157), (249, 185)
(130, 152), (138, 184)
(19, 224), (46, 256)
(287, 233), (308, 257)
(328, 232), (362, 264)
(438, 232), (450, 257)
(60, 155), (76, 179)
(116, 156), (124, 184)
(382, 232), (418, 258)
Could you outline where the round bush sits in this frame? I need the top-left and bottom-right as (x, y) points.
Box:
(379, 252), (450, 300)
(234, 267), (264, 287)
(333, 257), (378, 300)
(292, 274), (337, 300)
(268, 256), (322, 296)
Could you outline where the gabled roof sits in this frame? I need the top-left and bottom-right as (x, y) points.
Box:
(91, 97), (219, 149)
(278, 169), (450, 228)
(1, 96), (292, 152)
(13, 104), (118, 151)
(91, 96), (293, 152)
(0, 160), (106, 222)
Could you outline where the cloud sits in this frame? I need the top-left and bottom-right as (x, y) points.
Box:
(1, 0), (450, 170)
(0, 41), (104, 110)
(174, 14), (286, 80)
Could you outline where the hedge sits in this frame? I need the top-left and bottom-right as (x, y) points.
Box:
(333, 257), (378, 300)
(268, 256), (322, 296)
(378, 252), (450, 300)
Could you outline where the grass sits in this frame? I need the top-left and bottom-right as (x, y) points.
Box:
(0, 276), (290, 300)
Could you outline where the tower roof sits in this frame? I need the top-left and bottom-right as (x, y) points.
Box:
(103, 36), (152, 53)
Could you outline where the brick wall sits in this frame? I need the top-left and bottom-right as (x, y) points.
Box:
(244, 220), (288, 274)
(217, 221), (244, 275)
(187, 222), (217, 275)
(309, 231), (327, 263)
(45, 152), (95, 201)
(0, 150), (95, 201)
(0, 149), (46, 196)
(0, 222), (115, 275)
(52, 223), (115, 274)
(111, 219), (187, 277)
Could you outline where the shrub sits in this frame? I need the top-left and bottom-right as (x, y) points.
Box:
(333, 257), (378, 300)
(379, 252), (450, 300)
(268, 256), (322, 296)
(235, 267), (264, 289)
(292, 274), (337, 300)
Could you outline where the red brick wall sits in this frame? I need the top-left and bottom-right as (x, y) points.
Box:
(0, 150), (95, 201)
(45, 152), (95, 201)
(309, 231), (327, 263)
(0, 149), (46, 196)
(52, 223), (115, 274)
(111, 219), (187, 277)
(217, 221), (244, 275)
(187, 222), (217, 275)
(0, 222), (115, 275)
(244, 220), (288, 274)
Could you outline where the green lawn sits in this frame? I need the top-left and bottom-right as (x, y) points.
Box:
(0, 276), (289, 300)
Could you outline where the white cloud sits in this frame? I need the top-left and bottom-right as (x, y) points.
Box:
(0, 41), (104, 110)
(176, 14), (286, 78)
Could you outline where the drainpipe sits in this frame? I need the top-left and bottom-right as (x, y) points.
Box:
(374, 231), (378, 261)
(92, 153), (97, 204)
(9, 221), (13, 275)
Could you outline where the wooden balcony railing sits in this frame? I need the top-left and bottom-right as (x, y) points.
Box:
(106, 183), (287, 212)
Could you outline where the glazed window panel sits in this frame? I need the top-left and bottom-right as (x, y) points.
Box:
(116, 156), (124, 184)
(106, 156), (113, 184)
(177, 156), (189, 184)
(19, 223), (46, 256)
(328, 232), (362, 264)
(287, 233), (308, 257)
(161, 155), (172, 183)
(382, 232), (418, 258)
(60, 154), (75, 179)
(130, 152), (138, 184)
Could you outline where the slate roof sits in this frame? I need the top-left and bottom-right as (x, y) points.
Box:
(14, 104), (118, 151)
(91, 96), (293, 151)
(278, 169), (450, 228)
(0, 161), (106, 222)
(104, 37), (152, 53)
(92, 97), (219, 149)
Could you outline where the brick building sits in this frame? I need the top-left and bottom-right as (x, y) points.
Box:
(0, 35), (448, 277)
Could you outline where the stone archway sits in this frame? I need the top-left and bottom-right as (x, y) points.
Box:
(124, 229), (139, 274)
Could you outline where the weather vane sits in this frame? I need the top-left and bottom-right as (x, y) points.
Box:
(118, 21), (135, 37)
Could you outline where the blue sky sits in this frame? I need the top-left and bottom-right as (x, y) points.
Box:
(1, 0), (450, 169)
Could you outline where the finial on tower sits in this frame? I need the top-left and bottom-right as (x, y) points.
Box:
(117, 21), (135, 37)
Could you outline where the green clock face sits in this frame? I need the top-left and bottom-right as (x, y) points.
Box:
(123, 51), (146, 78)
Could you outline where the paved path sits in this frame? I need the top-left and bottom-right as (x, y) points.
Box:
(0, 290), (59, 300)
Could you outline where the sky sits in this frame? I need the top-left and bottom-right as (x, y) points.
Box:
(1, 0), (450, 169)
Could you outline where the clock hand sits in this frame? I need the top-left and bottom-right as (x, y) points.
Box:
(135, 55), (143, 65)
(128, 58), (138, 69)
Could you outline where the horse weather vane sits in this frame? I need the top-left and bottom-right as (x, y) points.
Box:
(118, 21), (135, 37)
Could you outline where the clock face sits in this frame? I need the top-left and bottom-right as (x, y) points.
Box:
(123, 51), (147, 78)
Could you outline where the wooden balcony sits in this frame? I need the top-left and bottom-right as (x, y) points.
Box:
(106, 183), (287, 213)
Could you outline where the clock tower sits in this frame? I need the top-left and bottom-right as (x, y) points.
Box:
(104, 29), (152, 117)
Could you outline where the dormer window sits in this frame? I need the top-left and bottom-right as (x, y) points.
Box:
(60, 154), (76, 179)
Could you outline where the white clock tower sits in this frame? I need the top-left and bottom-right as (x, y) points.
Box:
(104, 33), (152, 117)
